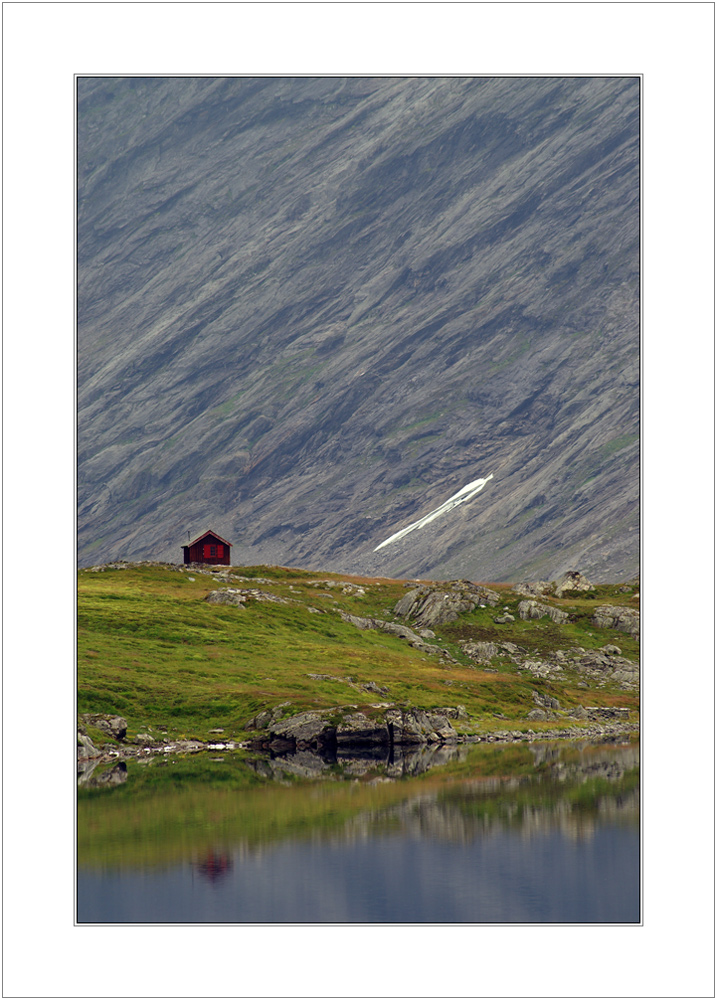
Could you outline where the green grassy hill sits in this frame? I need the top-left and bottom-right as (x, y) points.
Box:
(78, 562), (639, 746)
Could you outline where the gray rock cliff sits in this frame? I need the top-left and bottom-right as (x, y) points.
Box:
(78, 77), (639, 581)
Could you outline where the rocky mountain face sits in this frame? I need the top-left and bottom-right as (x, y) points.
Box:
(78, 76), (639, 581)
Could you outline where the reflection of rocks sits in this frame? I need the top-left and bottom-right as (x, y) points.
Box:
(247, 742), (470, 781)
(77, 760), (128, 787)
(530, 741), (639, 781)
(343, 745), (638, 845)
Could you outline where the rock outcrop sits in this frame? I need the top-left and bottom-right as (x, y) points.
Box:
(246, 704), (465, 751)
(553, 571), (595, 596)
(591, 605), (640, 639)
(339, 611), (455, 660)
(80, 713), (127, 741)
(393, 581), (500, 628)
(205, 588), (288, 606)
(517, 600), (570, 624)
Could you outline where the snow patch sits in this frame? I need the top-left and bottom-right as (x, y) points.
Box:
(374, 474), (494, 551)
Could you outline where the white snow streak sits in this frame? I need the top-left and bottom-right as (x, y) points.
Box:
(374, 474), (494, 552)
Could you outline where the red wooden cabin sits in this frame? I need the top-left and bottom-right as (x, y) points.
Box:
(182, 529), (232, 565)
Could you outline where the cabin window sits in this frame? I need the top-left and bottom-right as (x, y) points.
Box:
(217, 544), (224, 557)
(210, 545), (217, 557)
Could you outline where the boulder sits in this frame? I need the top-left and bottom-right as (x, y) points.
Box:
(460, 640), (499, 663)
(270, 711), (334, 745)
(205, 589), (247, 607)
(335, 712), (390, 746)
(245, 702), (292, 730)
(591, 605), (640, 639)
(77, 731), (99, 759)
(385, 707), (458, 744)
(517, 600), (569, 624)
(493, 614), (515, 624)
(553, 571), (594, 597)
(80, 713), (127, 741)
(393, 581), (500, 628)
(514, 581), (554, 598)
(251, 703), (463, 750)
(532, 689), (561, 710)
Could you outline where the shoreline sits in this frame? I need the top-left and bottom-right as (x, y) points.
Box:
(78, 719), (639, 769)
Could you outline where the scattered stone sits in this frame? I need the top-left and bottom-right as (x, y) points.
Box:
(584, 707), (631, 721)
(362, 681), (390, 695)
(205, 588), (288, 606)
(339, 611), (456, 661)
(493, 614), (515, 624)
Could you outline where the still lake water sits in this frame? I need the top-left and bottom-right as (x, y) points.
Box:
(77, 740), (639, 924)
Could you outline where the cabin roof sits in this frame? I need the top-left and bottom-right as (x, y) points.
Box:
(183, 529), (232, 548)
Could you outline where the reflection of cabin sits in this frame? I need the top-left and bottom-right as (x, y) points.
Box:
(182, 530), (232, 565)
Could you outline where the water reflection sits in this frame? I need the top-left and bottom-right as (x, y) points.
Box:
(194, 850), (233, 883)
(77, 740), (639, 923)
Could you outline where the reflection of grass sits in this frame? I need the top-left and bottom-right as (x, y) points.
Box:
(77, 744), (639, 869)
(439, 767), (639, 824)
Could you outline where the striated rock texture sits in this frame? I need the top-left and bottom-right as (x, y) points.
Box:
(78, 77), (639, 581)
(590, 605), (640, 639)
(517, 599), (570, 624)
(394, 581), (501, 627)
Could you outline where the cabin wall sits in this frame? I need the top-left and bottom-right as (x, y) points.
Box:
(185, 535), (231, 565)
